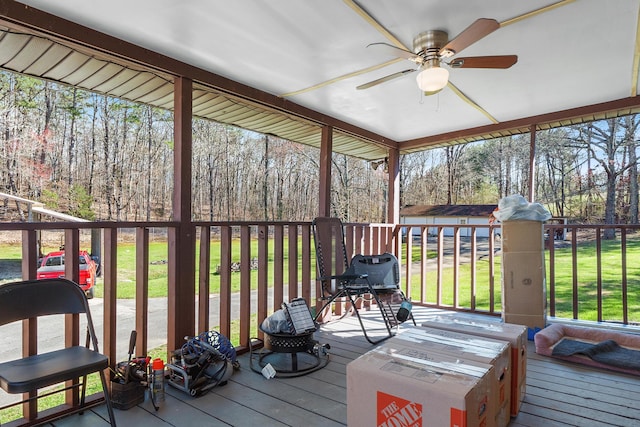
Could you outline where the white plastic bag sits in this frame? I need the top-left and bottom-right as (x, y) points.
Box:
(261, 309), (292, 334)
(493, 194), (551, 222)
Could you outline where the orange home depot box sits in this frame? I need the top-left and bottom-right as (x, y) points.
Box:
(347, 341), (492, 427)
(395, 326), (511, 427)
(422, 317), (527, 417)
(501, 220), (544, 252)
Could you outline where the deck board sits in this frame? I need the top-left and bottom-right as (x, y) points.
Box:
(524, 350), (640, 426)
(41, 307), (640, 427)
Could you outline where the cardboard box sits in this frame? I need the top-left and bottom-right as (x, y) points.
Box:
(347, 339), (492, 427)
(502, 313), (546, 339)
(501, 220), (547, 336)
(501, 251), (546, 313)
(501, 249), (547, 333)
(422, 317), (527, 417)
(394, 326), (511, 427)
(501, 220), (544, 252)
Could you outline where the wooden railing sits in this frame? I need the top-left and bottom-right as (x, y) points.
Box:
(545, 224), (640, 325)
(396, 223), (502, 316)
(396, 222), (640, 325)
(1, 220), (639, 423)
(2, 221), (640, 352)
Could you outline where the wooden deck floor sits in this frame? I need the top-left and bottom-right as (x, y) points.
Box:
(45, 307), (640, 427)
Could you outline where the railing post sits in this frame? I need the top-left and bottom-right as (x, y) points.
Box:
(621, 227), (628, 324)
(470, 227), (477, 311)
(405, 226), (413, 300)
(239, 225), (252, 348)
(21, 229), (38, 420)
(64, 228), (80, 406)
(136, 227), (149, 356)
(547, 224), (556, 317)
(571, 227), (579, 319)
(288, 224), (299, 301)
(453, 227), (460, 308)
(257, 225), (268, 337)
(596, 228), (603, 322)
(197, 226), (211, 335)
(273, 224), (284, 310)
(301, 223), (312, 305)
(103, 227), (118, 376)
(436, 226), (444, 307)
(219, 226), (232, 338)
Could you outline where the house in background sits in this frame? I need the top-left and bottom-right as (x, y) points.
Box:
(400, 204), (498, 238)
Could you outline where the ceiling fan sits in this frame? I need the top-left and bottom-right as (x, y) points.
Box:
(357, 18), (517, 95)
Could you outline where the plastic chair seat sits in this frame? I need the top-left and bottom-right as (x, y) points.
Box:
(0, 346), (108, 394)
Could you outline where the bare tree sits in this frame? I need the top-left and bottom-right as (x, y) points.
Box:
(445, 145), (465, 204)
(572, 118), (638, 238)
(537, 128), (583, 218)
(622, 116), (639, 223)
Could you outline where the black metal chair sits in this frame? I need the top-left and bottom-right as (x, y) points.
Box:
(312, 217), (415, 344)
(0, 278), (116, 426)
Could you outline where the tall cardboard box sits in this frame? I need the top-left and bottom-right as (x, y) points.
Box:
(501, 220), (544, 252)
(393, 326), (511, 427)
(347, 339), (493, 427)
(422, 317), (527, 417)
(501, 220), (547, 332)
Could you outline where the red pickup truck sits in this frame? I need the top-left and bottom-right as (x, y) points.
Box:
(36, 250), (97, 299)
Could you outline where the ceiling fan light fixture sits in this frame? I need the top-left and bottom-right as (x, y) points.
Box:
(423, 88), (445, 96)
(416, 66), (449, 92)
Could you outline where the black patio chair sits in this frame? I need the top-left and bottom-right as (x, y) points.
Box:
(0, 278), (116, 426)
(312, 217), (415, 344)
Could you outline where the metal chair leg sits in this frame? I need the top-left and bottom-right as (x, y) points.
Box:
(100, 370), (117, 426)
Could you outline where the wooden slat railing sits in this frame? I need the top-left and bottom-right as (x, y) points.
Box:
(397, 223), (501, 315)
(2, 219), (640, 424)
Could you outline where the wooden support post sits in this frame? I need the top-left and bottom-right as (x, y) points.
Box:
(387, 147), (400, 224)
(318, 125), (333, 217)
(168, 76), (195, 354)
(387, 147), (401, 255)
(528, 124), (537, 202)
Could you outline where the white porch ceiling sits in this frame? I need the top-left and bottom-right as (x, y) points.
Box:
(3, 0), (640, 161)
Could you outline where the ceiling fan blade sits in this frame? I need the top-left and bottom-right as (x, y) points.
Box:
(439, 18), (500, 56)
(356, 69), (416, 90)
(367, 43), (423, 63)
(449, 55), (518, 69)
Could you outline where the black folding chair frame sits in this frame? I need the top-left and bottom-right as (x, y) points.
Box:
(312, 217), (415, 344)
(0, 278), (116, 426)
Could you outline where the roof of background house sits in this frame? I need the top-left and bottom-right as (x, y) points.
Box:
(400, 204), (497, 217)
